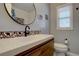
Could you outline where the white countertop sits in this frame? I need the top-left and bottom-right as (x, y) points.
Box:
(0, 34), (54, 56)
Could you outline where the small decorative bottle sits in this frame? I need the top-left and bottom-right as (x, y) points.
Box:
(11, 9), (16, 19)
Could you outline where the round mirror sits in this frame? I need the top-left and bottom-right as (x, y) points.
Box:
(4, 3), (36, 25)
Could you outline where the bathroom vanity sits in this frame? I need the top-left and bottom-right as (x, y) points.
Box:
(16, 37), (54, 56)
(0, 34), (54, 56)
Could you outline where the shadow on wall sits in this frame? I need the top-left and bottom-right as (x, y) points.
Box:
(67, 52), (79, 56)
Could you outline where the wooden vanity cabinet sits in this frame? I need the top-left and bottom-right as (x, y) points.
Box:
(16, 38), (54, 56)
(40, 40), (54, 56)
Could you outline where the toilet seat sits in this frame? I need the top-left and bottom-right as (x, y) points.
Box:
(54, 43), (68, 53)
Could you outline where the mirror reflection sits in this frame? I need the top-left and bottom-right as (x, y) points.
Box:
(4, 3), (36, 25)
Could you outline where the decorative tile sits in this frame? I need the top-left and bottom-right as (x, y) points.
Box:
(0, 31), (40, 39)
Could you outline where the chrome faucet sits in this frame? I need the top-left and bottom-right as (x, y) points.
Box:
(25, 25), (30, 36)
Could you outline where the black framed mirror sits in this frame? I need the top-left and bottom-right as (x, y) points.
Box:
(4, 3), (36, 25)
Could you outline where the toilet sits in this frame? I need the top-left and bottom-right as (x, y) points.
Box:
(54, 43), (68, 55)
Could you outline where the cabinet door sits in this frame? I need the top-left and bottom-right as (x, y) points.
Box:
(40, 40), (54, 56)
(41, 46), (53, 56)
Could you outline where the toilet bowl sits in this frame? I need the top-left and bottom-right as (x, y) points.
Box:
(54, 43), (68, 55)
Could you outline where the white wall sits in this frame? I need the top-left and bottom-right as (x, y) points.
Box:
(49, 3), (79, 54)
(34, 4), (49, 34)
(0, 3), (49, 34)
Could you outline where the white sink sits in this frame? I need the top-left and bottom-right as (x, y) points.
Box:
(0, 34), (54, 56)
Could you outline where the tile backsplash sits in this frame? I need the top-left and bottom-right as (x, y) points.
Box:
(0, 31), (40, 39)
